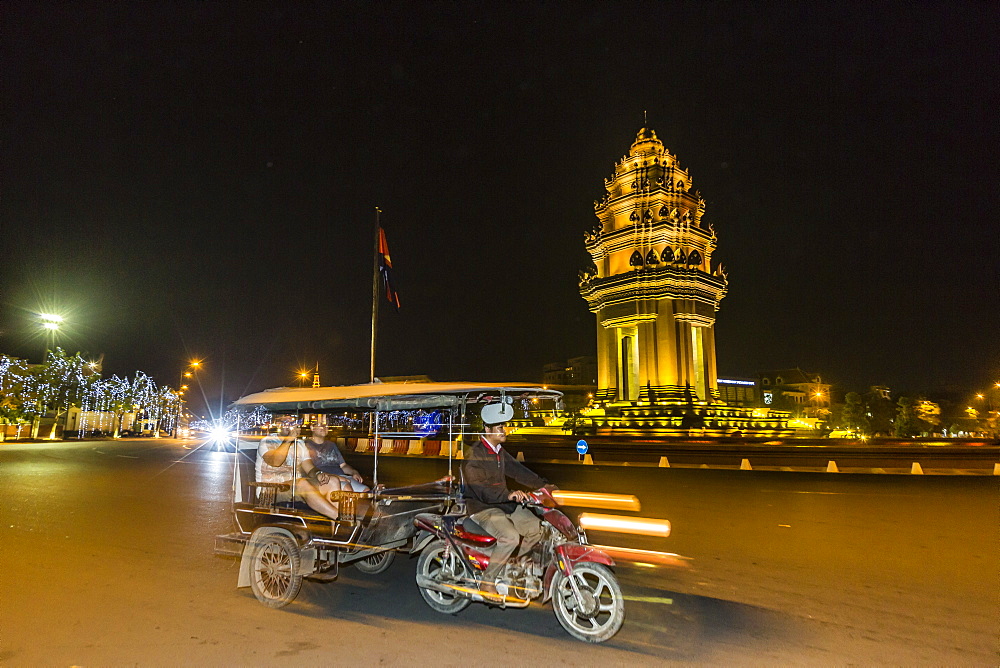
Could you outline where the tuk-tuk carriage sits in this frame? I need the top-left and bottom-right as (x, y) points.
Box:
(214, 382), (563, 609)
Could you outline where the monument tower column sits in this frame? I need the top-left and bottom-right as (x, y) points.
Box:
(580, 128), (729, 407)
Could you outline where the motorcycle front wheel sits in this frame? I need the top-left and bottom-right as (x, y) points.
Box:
(416, 540), (472, 615)
(551, 562), (625, 643)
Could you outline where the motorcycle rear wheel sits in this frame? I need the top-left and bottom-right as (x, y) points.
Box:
(416, 540), (472, 615)
(551, 562), (624, 643)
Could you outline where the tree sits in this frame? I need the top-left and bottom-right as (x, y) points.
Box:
(865, 386), (895, 436)
(99, 375), (139, 438)
(147, 385), (178, 436)
(0, 355), (31, 432)
(915, 399), (941, 435)
(27, 348), (93, 439)
(893, 396), (919, 438)
(129, 372), (157, 433)
(841, 392), (869, 435)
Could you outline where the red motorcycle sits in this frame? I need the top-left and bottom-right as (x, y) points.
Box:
(413, 487), (625, 643)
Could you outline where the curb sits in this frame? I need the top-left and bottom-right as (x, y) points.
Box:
(344, 450), (1000, 476)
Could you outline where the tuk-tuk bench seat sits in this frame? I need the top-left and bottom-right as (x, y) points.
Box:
(242, 490), (371, 523)
(326, 490), (371, 519)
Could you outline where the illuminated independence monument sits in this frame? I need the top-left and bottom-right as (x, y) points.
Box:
(579, 128), (788, 435)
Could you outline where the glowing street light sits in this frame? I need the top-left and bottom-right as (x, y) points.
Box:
(38, 313), (65, 355)
(174, 360), (203, 438)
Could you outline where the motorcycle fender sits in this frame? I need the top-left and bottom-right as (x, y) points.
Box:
(542, 544), (616, 602)
(542, 563), (558, 603)
(559, 543), (615, 569)
(411, 530), (436, 554)
(237, 526), (313, 588)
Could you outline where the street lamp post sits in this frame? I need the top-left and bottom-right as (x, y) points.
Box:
(32, 313), (65, 439)
(174, 361), (202, 438)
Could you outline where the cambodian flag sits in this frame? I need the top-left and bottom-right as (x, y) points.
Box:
(378, 226), (401, 309)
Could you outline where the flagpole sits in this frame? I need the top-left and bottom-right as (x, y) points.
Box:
(369, 207), (381, 383)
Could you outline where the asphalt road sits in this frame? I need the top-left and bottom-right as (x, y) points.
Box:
(0, 438), (996, 666)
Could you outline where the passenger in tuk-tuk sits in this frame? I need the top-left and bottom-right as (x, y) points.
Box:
(256, 418), (343, 518)
(304, 423), (369, 493)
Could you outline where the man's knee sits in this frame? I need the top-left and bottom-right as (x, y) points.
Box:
(523, 522), (542, 541)
(492, 522), (521, 547)
(511, 509), (542, 539)
(478, 513), (519, 545)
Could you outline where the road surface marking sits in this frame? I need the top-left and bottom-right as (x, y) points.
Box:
(623, 595), (673, 605)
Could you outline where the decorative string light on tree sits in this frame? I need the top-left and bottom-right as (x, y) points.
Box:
(0, 349), (185, 438)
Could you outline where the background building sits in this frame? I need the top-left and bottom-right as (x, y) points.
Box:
(759, 368), (831, 417)
(542, 356), (597, 386)
(716, 377), (759, 406)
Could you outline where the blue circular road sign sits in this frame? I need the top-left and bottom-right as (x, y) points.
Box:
(576, 439), (589, 455)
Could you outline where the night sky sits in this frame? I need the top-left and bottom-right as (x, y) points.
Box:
(3, 2), (997, 415)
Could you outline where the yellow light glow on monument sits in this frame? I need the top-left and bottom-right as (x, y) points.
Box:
(575, 127), (792, 437)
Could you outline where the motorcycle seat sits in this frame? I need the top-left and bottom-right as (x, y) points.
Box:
(455, 517), (496, 545)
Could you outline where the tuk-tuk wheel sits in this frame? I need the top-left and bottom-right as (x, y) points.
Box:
(249, 534), (303, 608)
(353, 550), (395, 575)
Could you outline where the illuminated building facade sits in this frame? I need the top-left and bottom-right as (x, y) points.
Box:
(758, 368), (831, 417)
(579, 128), (790, 435)
(717, 377), (759, 406)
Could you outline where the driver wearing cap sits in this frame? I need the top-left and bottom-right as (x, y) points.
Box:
(462, 398), (554, 597)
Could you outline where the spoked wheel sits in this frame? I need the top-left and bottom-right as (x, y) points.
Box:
(353, 550), (395, 575)
(551, 562), (625, 643)
(249, 534), (303, 608)
(416, 540), (472, 614)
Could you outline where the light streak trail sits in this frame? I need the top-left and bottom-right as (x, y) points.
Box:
(578, 513), (671, 537)
(589, 544), (689, 567)
(551, 490), (641, 511)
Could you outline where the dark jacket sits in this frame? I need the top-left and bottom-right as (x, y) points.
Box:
(462, 437), (548, 515)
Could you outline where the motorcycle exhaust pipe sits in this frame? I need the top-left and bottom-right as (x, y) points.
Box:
(416, 575), (468, 596)
(416, 576), (533, 608)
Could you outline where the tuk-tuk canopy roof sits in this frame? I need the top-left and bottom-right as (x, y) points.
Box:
(232, 382), (563, 412)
